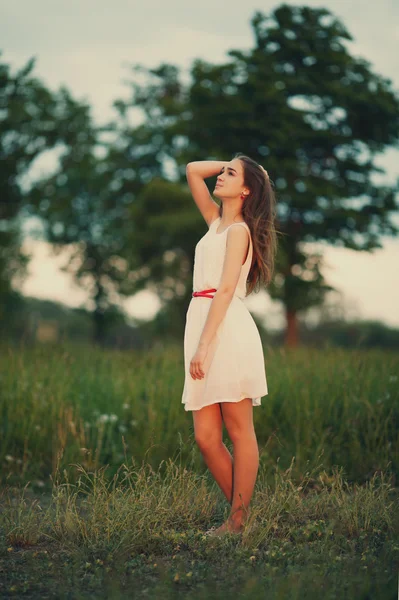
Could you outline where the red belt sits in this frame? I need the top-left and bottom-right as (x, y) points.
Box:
(192, 288), (217, 299)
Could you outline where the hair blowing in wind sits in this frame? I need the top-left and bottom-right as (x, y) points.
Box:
(219, 152), (279, 295)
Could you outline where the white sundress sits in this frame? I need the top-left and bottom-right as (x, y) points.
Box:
(181, 216), (268, 412)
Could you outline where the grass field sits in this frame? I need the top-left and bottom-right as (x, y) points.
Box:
(1, 340), (398, 598)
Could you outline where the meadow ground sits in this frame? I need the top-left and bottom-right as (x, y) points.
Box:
(1, 340), (398, 598)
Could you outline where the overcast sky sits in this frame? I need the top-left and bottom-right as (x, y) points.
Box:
(1, 0), (399, 328)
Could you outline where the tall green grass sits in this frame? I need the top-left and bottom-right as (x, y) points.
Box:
(1, 340), (398, 598)
(1, 448), (398, 598)
(1, 340), (398, 489)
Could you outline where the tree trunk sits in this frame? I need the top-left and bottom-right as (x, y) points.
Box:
(92, 280), (107, 346)
(285, 308), (299, 347)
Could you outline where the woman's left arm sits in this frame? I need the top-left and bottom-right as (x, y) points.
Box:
(189, 225), (250, 379)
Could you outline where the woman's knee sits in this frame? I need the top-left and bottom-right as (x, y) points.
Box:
(193, 403), (223, 450)
(225, 425), (256, 445)
(194, 429), (222, 451)
(221, 398), (256, 443)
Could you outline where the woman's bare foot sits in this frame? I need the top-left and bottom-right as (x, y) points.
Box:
(204, 519), (244, 537)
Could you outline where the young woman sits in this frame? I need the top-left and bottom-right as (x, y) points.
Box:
(182, 153), (278, 536)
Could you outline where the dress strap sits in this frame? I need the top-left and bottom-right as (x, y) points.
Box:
(209, 216), (221, 230)
(213, 218), (252, 265)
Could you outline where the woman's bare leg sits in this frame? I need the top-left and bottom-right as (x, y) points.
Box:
(218, 397), (259, 532)
(192, 403), (234, 504)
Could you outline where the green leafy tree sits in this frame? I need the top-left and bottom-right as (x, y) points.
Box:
(0, 52), (65, 324)
(24, 85), (169, 344)
(126, 177), (206, 339)
(114, 4), (399, 346)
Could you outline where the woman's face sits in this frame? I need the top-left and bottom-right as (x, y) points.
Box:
(213, 158), (248, 200)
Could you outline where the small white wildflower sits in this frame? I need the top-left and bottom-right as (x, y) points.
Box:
(5, 455), (14, 462)
(130, 419), (138, 427)
(118, 425), (127, 433)
(98, 414), (109, 424)
(109, 414), (118, 423)
(122, 403), (130, 410)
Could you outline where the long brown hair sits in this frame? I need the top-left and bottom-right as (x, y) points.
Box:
(219, 152), (278, 295)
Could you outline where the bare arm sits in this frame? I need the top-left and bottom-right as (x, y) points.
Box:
(197, 225), (250, 349)
(186, 160), (229, 226)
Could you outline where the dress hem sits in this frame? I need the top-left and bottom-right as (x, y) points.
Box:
(182, 392), (268, 412)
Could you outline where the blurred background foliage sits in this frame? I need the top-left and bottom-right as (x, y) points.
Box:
(1, 4), (399, 349)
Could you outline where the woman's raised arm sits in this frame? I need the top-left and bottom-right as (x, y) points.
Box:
(186, 160), (228, 227)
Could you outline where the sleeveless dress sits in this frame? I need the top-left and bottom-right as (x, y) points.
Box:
(181, 216), (268, 411)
